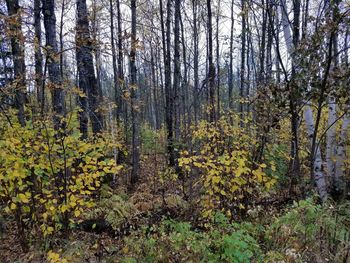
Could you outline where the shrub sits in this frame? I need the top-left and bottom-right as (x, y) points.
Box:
(267, 198), (350, 262)
(178, 115), (277, 218)
(120, 216), (263, 263)
(0, 113), (123, 244)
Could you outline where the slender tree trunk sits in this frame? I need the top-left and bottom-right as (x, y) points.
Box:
(192, 0), (199, 124)
(280, 0), (302, 189)
(207, 0), (215, 122)
(5, 0), (26, 127)
(215, 0), (220, 119)
(42, 0), (65, 130)
(110, 0), (119, 120)
(228, 0), (234, 111)
(173, 0), (181, 139)
(150, 43), (160, 129)
(163, 0), (175, 166)
(34, 0), (43, 111)
(258, 0), (266, 84)
(130, 0), (140, 184)
(116, 0), (127, 142)
(59, 0), (65, 81)
(179, 11), (189, 130)
(240, 0), (246, 124)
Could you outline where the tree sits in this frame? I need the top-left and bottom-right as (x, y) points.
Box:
(207, 0), (215, 122)
(42, 0), (65, 130)
(34, 0), (43, 113)
(5, 0), (26, 127)
(130, 0), (140, 184)
(76, 0), (103, 138)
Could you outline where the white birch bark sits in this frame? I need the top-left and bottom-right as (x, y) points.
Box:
(304, 105), (328, 201)
(334, 107), (350, 193)
(326, 94), (337, 177)
(280, 0), (293, 55)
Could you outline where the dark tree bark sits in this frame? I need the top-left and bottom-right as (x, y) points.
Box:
(258, 0), (266, 84)
(109, 0), (120, 121)
(116, 0), (128, 140)
(59, 0), (65, 81)
(42, 0), (65, 130)
(150, 43), (160, 129)
(5, 0), (26, 127)
(207, 0), (216, 122)
(34, 0), (43, 112)
(239, 0), (246, 125)
(91, 0), (103, 99)
(162, 0), (175, 166)
(215, 0), (221, 119)
(130, 0), (140, 184)
(240, 0), (246, 124)
(173, 0), (180, 139)
(180, 10), (190, 129)
(228, 0), (234, 111)
(76, 0), (103, 138)
(192, 0), (199, 124)
(288, 0), (301, 188)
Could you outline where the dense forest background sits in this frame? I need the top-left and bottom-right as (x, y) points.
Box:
(0, 0), (350, 262)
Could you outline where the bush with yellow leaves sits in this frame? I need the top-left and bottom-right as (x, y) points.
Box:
(0, 113), (123, 245)
(178, 114), (277, 218)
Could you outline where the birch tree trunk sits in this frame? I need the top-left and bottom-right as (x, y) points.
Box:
(334, 107), (350, 195)
(326, 91), (337, 178)
(304, 105), (328, 201)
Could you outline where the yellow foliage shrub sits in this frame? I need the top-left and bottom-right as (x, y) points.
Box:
(178, 114), (277, 218)
(0, 113), (123, 238)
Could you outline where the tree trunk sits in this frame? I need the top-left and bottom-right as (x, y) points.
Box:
(192, 0), (199, 124)
(215, 0), (220, 120)
(239, 0), (246, 124)
(34, 0), (43, 112)
(334, 105), (350, 196)
(207, 0), (215, 122)
(5, 0), (26, 127)
(163, 0), (175, 166)
(173, 0), (180, 139)
(76, 0), (103, 138)
(304, 105), (328, 201)
(109, 0), (119, 121)
(130, 0), (140, 184)
(42, 0), (65, 131)
(228, 0), (234, 111)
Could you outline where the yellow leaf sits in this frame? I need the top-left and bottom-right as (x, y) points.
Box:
(47, 226), (54, 235)
(212, 176), (220, 184)
(74, 210), (81, 217)
(18, 193), (29, 203)
(10, 203), (17, 210)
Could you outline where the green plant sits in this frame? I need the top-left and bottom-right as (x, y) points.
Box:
(267, 198), (350, 262)
(120, 217), (264, 263)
